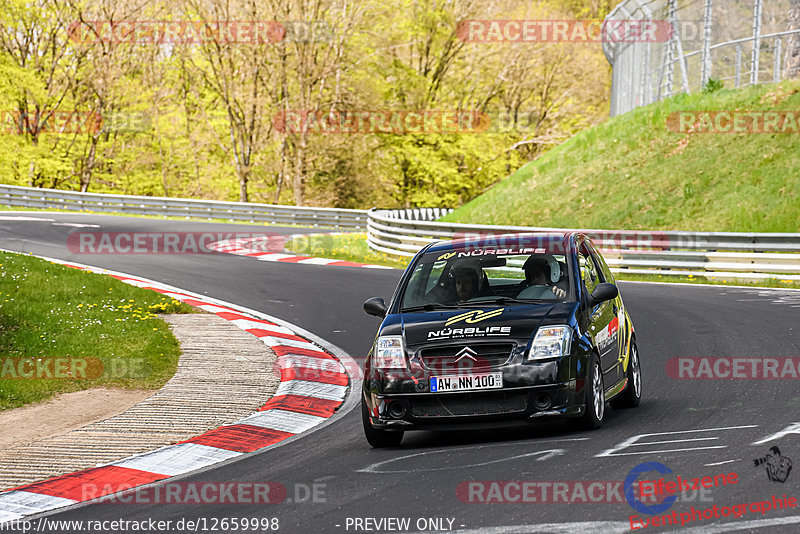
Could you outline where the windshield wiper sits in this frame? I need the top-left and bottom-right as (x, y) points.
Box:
(400, 303), (462, 312)
(491, 297), (546, 305)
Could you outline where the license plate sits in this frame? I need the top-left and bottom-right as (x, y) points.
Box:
(429, 372), (503, 393)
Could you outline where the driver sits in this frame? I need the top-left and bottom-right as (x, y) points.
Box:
(452, 266), (480, 302)
(520, 256), (566, 299)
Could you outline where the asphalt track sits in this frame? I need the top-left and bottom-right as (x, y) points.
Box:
(1, 212), (800, 534)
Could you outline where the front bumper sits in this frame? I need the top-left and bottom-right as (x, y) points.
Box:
(363, 380), (584, 431)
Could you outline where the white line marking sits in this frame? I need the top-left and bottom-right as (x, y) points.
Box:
(365, 449), (566, 473)
(358, 439), (589, 474)
(662, 515), (800, 533)
(51, 222), (100, 228)
(596, 425), (758, 457)
(752, 422), (800, 445)
(600, 446), (729, 457)
(0, 216), (55, 221)
(629, 437), (720, 446)
(704, 459), (739, 467)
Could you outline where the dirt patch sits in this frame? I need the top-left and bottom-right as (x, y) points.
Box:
(0, 388), (154, 451)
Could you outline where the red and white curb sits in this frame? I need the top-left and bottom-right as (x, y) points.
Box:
(0, 254), (361, 524)
(209, 233), (393, 269)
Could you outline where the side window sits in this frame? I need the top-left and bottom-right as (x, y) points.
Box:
(587, 242), (615, 283)
(579, 244), (600, 294)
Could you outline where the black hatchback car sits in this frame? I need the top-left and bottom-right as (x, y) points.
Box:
(361, 232), (641, 447)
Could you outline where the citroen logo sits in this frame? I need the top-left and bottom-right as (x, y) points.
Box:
(454, 346), (478, 363)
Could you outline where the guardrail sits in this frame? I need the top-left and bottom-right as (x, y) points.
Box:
(3, 185), (799, 281)
(0, 184), (368, 229)
(366, 208), (800, 281)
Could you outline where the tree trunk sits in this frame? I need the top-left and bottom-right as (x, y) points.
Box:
(788, 0), (800, 78)
(293, 131), (307, 206)
(80, 137), (97, 192)
(238, 164), (249, 203)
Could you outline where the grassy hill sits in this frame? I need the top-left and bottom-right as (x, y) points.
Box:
(442, 81), (800, 232)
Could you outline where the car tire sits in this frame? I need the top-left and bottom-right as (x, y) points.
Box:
(611, 342), (642, 409)
(361, 397), (404, 448)
(572, 353), (604, 430)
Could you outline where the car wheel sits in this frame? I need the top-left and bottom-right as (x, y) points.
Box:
(611, 342), (642, 409)
(572, 353), (604, 430)
(361, 397), (404, 448)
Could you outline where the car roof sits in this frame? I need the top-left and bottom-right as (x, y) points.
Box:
(425, 232), (579, 255)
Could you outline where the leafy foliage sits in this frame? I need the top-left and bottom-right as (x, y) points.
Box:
(0, 0), (611, 208)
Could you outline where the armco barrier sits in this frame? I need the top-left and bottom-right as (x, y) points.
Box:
(2, 185), (799, 281)
(366, 208), (800, 281)
(0, 184), (367, 229)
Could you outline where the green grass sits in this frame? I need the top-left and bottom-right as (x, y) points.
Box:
(443, 81), (800, 232)
(284, 233), (409, 269)
(0, 251), (193, 411)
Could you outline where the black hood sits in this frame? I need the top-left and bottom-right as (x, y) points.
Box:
(399, 303), (576, 347)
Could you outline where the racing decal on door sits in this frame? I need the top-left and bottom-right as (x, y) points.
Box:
(595, 316), (619, 351)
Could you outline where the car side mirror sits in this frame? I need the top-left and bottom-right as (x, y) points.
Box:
(589, 283), (619, 307)
(364, 297), (387, 318)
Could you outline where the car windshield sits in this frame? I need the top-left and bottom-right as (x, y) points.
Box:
(400, 246), (573, 309)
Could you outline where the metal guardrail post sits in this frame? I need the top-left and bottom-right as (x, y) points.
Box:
(751, 0), (763, 85)
(774, 37), (783, 82)
(701, 0), (714, 86)
(735, 44), (743, 86)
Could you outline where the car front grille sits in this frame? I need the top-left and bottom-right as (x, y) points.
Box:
(419, 343), (514, 372)
(410, 391), (528, 418)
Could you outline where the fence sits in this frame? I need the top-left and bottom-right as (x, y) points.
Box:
(604, 0), (800, 116)
(0, 184), (367, 229)
(366, 209), (800, 281)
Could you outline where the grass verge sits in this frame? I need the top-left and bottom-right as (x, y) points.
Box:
(0, 251), (193, 411)
(442, 80), (800, 232)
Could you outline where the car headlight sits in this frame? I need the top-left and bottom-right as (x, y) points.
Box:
(373, 336), (406, 369)
(528, 326), (572, 361)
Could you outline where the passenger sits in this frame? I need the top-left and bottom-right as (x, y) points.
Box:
(520, 256), (566, 299)
(451, 266), (480, 302)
